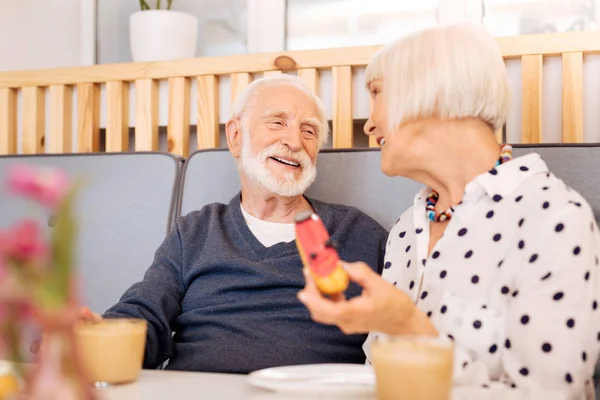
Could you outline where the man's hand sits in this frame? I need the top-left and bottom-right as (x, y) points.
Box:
(298, 261), (437, 336)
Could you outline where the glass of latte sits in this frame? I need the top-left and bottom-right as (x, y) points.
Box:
(370, 335), (454, 400)
(74, 318), (147, 388)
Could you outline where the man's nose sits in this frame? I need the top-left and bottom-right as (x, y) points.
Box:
(364, 118), (377, 136)
(281, 128), (303, 153)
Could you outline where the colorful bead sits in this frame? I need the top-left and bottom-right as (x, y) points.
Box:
(426, 144), (513, 223)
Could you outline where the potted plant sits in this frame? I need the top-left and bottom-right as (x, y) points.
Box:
(130, 1), (198, 62)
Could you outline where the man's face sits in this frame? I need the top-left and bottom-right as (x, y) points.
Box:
(238, 84), (322, 197)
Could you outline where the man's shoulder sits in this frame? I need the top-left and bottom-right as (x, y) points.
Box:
(310, 198), (389, 238)
(174, 202), (232, 234)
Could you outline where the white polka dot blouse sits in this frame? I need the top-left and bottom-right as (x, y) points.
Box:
(363, 153), (600, 397)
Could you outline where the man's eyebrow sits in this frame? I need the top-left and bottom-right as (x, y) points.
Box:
(301, 117), (321, 134)
(261, 109), (288, 118)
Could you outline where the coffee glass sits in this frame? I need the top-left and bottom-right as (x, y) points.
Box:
(370, 335), (454, 400)
(74, 318), (147, 388)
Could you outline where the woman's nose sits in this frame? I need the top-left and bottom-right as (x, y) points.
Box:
(363, 118), (376, 136)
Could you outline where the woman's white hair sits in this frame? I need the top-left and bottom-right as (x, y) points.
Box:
(365, 22), (511, 133)
(230, 74), (330, 148)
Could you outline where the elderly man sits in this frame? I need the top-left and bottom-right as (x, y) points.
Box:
(99, 75), (388, 374)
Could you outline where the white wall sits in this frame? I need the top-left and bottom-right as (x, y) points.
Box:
(0, 0), (83, 72)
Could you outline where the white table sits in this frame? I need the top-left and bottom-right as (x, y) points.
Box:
(97, 370), (571, 400)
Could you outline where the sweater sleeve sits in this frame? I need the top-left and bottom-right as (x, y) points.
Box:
(103, 220), (186, 369)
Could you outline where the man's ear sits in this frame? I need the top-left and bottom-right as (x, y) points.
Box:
(226, 119), (242, 158)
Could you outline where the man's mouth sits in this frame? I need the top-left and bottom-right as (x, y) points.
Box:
(377, 137), (385, 146)
(270, 156), (301, 168)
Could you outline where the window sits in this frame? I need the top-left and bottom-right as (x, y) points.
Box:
(483, 0), (597, 37)
(286, 0), (440, 50)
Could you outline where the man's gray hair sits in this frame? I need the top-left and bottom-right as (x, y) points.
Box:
(365, 22), (511, 134)
(230, 75), (330, 148)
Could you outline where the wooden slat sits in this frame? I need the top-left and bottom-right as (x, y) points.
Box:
(297, 68), (319, 95)
(2, 30), (600, 87)
(332, 66), (353, 148)
(0, 88), (17, 155)
(562, 52), (584, 143)
(168, 77), (190, 157)
(106, 81), (129, 152)
(230, 72), (251, 107)
(22, 86), (45, 154)
(48, 85), (73, 153)
(197, 75), (219, 149)
(135, 79), (159, 151)
(77, 83), (100, 153)
(521, 55), (543, 144)
(264, 70), (282, 77)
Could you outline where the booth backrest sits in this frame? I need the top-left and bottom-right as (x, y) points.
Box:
(178, 145), (600, 229)
(0, 153), (182, 313)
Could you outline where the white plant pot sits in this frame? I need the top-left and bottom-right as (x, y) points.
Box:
(129, 10), (198, 62)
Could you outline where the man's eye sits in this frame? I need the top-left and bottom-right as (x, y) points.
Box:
(269, 120), (284, 126)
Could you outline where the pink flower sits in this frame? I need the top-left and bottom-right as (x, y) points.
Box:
(0, 220), (49, 267)
(7, 164), (70, 209)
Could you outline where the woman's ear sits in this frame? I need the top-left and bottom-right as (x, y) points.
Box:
(226, 119), (242, 158)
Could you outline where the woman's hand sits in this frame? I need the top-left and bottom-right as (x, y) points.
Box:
(298, 261), (437, 336)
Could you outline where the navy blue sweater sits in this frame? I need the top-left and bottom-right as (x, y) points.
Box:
(104, 194), (388, 374)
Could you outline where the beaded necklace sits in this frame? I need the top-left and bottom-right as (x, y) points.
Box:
(426, 144), (513, 222)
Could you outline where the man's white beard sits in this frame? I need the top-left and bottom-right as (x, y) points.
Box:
(239, 134), (317, 197)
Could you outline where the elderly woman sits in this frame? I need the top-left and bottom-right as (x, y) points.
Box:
(297, 23), (600, 397)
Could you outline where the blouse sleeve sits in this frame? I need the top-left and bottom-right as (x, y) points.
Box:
(445, 204), (600, 397)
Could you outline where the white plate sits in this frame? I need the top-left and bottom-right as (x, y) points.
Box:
(248, 363), (376, 397)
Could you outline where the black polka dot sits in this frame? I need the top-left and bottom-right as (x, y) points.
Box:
(498, 260), (504, 268)
(542, 186), (549, 190)
(512, 290), (519, 298)
(519, 368), (529, 376)
(521, 315), (530, 324)
(405, 245), (411, 253)
(416, 228), (423, 234)
(493, 194), (503, 202)
(471, 275), (479, 284)
(393, 282), (397, 286)
(529, 254), (538, 263)
(542, 343), (552, 353)
(422, 259), (427, 266)
(409, 281), (415, 290)
(489, 169), (498, 176)
(585, 271), (590, 281)
(573, 246), (581, 256)
(462, 362), (468, 369)
(518, 218), (525, 227)
(440, 270), (447, 279)
(501, 286), (510, 295)
(566, 319), (575, 328)
(553, 292), (564, 301)
(593, 300), (597, 310)
(399, 231), (406, 238)
(569, 201), (582, 207)
(518, 240), (525, 249)
(541, 272), (552, 280)
(420, 291), (428, 300)
(515, 195), (523, 202)
(465, 250), (473, 258)
(384, 262), (392, 269)
(458, 228), (467, 236)
(555, 223), (564, 232)
(427, 311), (432, 317)
(447, 334), (454, 341)
(511, 384), (517, 389)
(489, 344), (498, 354)
(520, 166), (529, 171)
(441, 305), (447, 314)
(493, 233), (502, 242)
(566, 373), (573, 384)
(406, 260), (411, 268)
(582, 352), (587, 362)
(486, 210), (494, 219)
(473, 320), (482, 329)
(597, 332), (600, 342)
(432, 251), (440, 259)
(542, 201), (550, 209)
(505, 338), (511, 349)
(482, 384), (489, 389)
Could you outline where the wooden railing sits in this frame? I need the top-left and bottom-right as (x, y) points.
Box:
(1, 30), (599, 157)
